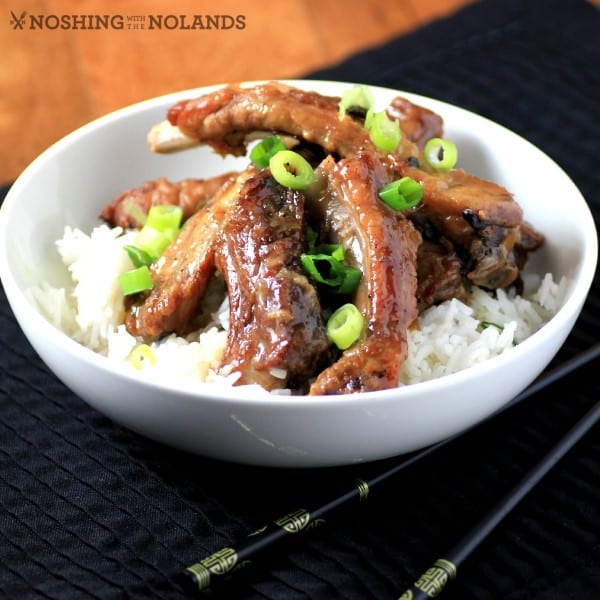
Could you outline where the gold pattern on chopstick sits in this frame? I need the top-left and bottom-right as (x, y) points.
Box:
(354, 478), (369, 501)
(186, 547), (239, 591)
(274, 509), (310, 533)
(413, 558), (457, 597)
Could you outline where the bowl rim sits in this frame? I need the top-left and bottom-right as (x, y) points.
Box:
(0, 79), (597, 410)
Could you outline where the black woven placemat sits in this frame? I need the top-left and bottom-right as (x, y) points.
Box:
(1, 0), (599, 598)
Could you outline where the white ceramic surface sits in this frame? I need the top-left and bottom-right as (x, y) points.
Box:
(0, 80), (597, 467)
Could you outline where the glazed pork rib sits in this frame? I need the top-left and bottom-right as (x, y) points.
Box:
(126, 167), (256, 339)
(148, 81), (421, 159)
(392, 160), (541, 289)
(215, 170), (329, 391)
(306, 153), (422, 395)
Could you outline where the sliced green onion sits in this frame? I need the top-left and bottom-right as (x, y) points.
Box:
(378, 177), (423, 211)
(126, 205), (182, 264)
(123, 244), (154, 268)
(338, 85), (374, 121)
(327, 303), (364, 350)
(122, 200), (148, 226)
(134, 226), (174, 259)
(250, 136), (286, 169)
(314, 243), (345, 262)
(479, 320), (515, 345)
(128, 344), (156, 370)
(145, 204), (183, 232)
(301, 243), (362, 295)
(301, 253), (362, 295)
(423, 137), (458, 170)
(368, 111), (402, 152)
(480, 321), (504, 331)
(334, 266), (362, 295)
(301, 253), (344, 288)
(118, 265), (154, 296)
(269, 150), (315, 190)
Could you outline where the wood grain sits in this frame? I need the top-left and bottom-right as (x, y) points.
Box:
(4, 0), (596, 184)
(0, 0), (484, 183)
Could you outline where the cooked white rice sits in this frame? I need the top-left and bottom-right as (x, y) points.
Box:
(28, 224), (569, 390)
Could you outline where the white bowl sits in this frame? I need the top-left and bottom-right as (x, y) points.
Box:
(0, 81), (597, 467)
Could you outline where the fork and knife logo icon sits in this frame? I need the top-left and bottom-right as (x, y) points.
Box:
(10, 10), (27, 29)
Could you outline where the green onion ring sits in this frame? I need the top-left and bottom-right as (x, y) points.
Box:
(301, 242), (362, 295)
(301, 253), (362, 295)
(128, 344), (156, 370)
(327, 303), (364, 350)
(423, 137), (458, 170)
(145, 204), (183, 232)
(269, 150), (315, 189)
(338, 85), (374, 121)
(378, 177), (423, 211)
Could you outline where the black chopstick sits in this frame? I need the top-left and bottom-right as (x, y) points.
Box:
(177, 342), (600, 595)
(397, 397), (599, 600)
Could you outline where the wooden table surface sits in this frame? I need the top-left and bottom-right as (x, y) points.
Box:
(1, 0), (478, 184)
(3, 0), (598, 186)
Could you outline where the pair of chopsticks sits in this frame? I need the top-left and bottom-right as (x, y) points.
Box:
(178, 343), (600, 597)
